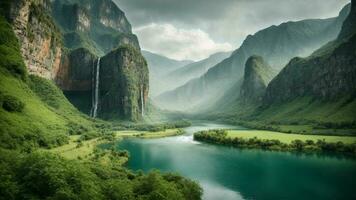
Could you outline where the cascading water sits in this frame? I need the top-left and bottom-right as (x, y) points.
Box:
(90, 58), (100, 118)
(140, 84), (144, 117)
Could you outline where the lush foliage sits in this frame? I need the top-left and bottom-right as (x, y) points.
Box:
(1, 94), (25, 112)
(0, 149), (202, 200)
(194, 129), (356, 156)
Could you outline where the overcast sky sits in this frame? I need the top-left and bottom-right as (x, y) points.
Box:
(114, 0), (350, 61)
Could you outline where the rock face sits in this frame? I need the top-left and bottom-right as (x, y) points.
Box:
(264, 1), (356, 105)
(6, 0), (150, 120)
(156, 4), (351, 111)
(240, 56), (274, 103)
(50, 0), (148, 120)
(56, 48), (97, 91)
(7, 0), (63, 79)
(51, 0), (139, 55)
(99, 46), (149, 120)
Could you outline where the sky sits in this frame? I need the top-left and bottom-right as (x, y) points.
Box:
(114, 0), (350, 61)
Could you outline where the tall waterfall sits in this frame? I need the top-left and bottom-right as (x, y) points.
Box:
(141, 85), (144, 117)
(91, 58), (101, 118)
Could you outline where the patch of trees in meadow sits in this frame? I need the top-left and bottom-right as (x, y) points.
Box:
(194, 130), (356, 157)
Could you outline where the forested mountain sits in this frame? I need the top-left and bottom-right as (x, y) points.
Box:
(156, 4), (351, 112)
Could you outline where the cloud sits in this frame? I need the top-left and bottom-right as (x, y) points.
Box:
(134, 23), (233, 61)
(115, 0), (350, 46)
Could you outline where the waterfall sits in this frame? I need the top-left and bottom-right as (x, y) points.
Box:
(141, 85), (144, 117)
(91, 57), (100, 118)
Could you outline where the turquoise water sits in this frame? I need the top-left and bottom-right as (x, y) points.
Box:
(114, 121), (356, 200)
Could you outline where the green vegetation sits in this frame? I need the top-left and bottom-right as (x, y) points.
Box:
(226, 130), (356, 144)
(0, 16), (27, 80)
(115, 129), (185, 139)
(1, 94), (25, 112)
(48, 128), (185, 161)
(0, 149), (202, 200)
(0, 12), (202, 199)
(194, 130), (356, 156)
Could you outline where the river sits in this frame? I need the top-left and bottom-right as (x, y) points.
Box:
(114, 121), (356, 200)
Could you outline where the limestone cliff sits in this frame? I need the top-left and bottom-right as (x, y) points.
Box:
(99, 46), (149, 120)
(7, 0), (63, 79)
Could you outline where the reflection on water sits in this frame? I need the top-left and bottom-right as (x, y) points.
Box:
(114, 121), (356, 200)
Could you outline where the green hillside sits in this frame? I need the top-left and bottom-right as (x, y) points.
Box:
(0, 8), (201, 200)
(0, 16), (97, 150)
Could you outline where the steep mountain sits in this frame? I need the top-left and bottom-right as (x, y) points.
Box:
(3, 0), (149, 121)
(100, 45), (149, 120)
(240, 56), (275, 104)
(142, 50), (192, 96)
(256, 1), (356, 124)
(156, 4), (350, 112)
(51, 0), (139, 55)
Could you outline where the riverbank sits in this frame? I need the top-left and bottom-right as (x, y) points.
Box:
(194, 129), (356, 156)
(47, 128), (185, 162)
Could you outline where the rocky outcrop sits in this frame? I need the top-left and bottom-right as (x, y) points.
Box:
(264, 1), (356, 105)
(99, 46), (149, 120)
(240, 56), (274, 103)
(7, 0), (63, 79)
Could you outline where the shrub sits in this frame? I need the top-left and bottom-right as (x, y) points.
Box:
(2, 95), (25, 112)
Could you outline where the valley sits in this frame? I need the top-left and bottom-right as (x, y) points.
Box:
(0, 0), (355, 200)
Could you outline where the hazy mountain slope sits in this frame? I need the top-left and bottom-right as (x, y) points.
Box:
(256, 6), (356, 124)
(160, 51), (231, 95)
(142, 50), (192, 97)
(206, 56), (275, 116)
(156, 4), (350, 112)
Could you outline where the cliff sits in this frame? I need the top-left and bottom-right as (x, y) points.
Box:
(6, 0), (63, 79)
(51, 0), (139, 55)
(5, 0), (150, 121)
(99, 46), (149, 120)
